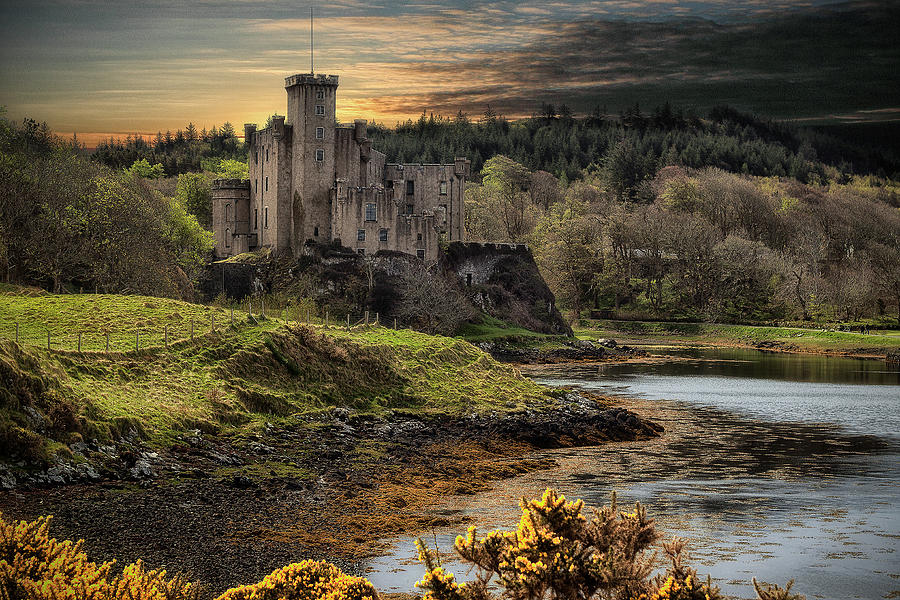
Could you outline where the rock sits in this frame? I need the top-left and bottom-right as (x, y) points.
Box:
(332, 407), (352, 421)
(129, 459), (154, 480)
(229, 475), (257, 489)
(597, 338), (617, 348)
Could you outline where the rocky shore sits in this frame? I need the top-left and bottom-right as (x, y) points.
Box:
(478, 338), (647, 364)
(0, 391), (661, 597)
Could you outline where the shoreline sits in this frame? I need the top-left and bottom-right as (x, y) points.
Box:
(0, 390), (661, 598)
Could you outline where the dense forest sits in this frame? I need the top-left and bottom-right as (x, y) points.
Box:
(367, 104), (900, 184)
(4, 104), (900, 325)
(91, 122), (245, 175)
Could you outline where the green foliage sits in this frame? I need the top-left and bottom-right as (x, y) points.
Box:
(175, 172), (213, 228)
(201, 157), (249, 179)
(125, 158), (165, 179)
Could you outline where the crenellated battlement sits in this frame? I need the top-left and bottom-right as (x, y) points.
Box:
(284, 73), (339, 88)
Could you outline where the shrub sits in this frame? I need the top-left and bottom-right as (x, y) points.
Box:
(215, 560), (378, 600)
(415, 489), (803, 600)
(0, 512), (201, 600)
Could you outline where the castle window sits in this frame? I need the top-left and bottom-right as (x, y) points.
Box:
(315, 105), (325, 116)
(440, 180), (447, 195)
(254, 179), (258, 193)
(264, 207), (269, 228)
(379, 228), (388, 242)
(386, 179), (393, 189)
(357, 229), (366, 241)
(406, 180), (414, 195)
(466, 273), (472, 287)
(254, 208), (258, 229)
(365, 203), (377, 222)
(315, 149), (324, 161)
(266, 148), (269, 161)
(314, 226), (319, 237)
(416, 249), (425, 260)
(317, 90), (324, 100)
(225, 229), (231, 248)
(265, 176), (268, 191)
(255, 151), (258, 165)
(357, 248), (365, 256)
(316, 127), (324, 139)
(417, 233), (423, 241)
(405, 203), (414, 215)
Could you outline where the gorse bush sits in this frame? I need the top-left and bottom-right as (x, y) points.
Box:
(0, 513), (201, 600)
(216, 561), (378, 600)
(415, 489), (803, 600)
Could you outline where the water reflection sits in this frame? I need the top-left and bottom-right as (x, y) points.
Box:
(363, 349), (900, 600)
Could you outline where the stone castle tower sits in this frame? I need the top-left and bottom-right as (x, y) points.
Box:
(212, 72), (470, 261)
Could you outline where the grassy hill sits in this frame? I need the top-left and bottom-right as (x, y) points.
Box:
(0, 289), (552, 464)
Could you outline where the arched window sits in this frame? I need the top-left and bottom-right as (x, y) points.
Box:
(225, 228), (231, 248)
(225, 204), (232, 223)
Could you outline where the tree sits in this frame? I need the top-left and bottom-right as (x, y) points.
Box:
(482, 155), (532, 241)
(395, 260), (474, 334)
(175, 172), (213, 228)
(530, 197), (602, 321)
(529, 171), (562, 211)
(865, 242), (900, 323)
(125, 158), (164, 179)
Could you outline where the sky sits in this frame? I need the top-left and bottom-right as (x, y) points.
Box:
(0, 0), (897, 145)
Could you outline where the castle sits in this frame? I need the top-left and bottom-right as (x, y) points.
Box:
(211, 73), (470, 261)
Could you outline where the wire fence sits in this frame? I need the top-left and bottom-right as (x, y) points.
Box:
(0, 300), (395, 355)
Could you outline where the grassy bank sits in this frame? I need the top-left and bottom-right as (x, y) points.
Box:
(0, 289), (554, 463)
(576, 319), (900, 356)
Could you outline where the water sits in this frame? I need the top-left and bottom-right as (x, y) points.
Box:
(363, 348), (900, 600)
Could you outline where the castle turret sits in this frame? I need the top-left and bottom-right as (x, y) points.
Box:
(285, 73), (340, 254)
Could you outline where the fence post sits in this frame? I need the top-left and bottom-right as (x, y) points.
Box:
(165, 324), (169, 347)
(261, 299), (265, 319)
(77, 332), (81, 352)
(365, 310), (369, 325)
(375, 312), (379, 325)
(105, 332), (109, 352)
(394, 318), (397, 330)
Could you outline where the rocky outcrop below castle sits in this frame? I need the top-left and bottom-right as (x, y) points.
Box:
(441, 242), (571, 335)
(198, 241), (572, 336)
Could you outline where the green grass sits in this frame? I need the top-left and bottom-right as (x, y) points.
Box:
(455, 314), (557, 343)
(0, 288), (235, 352)
(0, 289), (555, 462)
(575, 319), (900, 354)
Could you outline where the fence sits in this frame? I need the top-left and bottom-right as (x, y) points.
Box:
(0, 300), (395, 354)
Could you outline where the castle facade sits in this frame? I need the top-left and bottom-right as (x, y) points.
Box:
(211, 73), (470, 261)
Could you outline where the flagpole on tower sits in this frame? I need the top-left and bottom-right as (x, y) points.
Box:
(310, 6), (314, 74)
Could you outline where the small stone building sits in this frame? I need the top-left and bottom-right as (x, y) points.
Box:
(212, 73), (470, 261)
